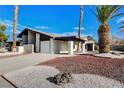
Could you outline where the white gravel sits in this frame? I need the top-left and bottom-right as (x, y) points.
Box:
(93, 53), (124, 59)
(3, 66), (124, 88)
(4, 66), (61, 88)
(62, 74), (124, 88)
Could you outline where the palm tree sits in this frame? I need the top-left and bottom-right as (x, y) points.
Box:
(12, 5), (18, 52)
(77, 5), (83, 51)
(90, 5), (124, 53)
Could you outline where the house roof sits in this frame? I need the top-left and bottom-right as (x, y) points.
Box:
(55, 36), (86, 41)
(17, 28), (54, 38)
(17, 28), (88, 41)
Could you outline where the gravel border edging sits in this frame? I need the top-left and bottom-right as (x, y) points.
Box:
(1, 75), (17, 88)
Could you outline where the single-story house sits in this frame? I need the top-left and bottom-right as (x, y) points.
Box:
(17, 28), (95, 55)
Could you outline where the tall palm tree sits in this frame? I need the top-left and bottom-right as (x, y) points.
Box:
(77, 5), (83, 51)
(12, 5), (18, 52)
(90, 5), (124, 53)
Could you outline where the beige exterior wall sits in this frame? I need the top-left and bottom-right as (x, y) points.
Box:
(40, 40), (50, 53)
(24, 44), (34, 53)
(54, 40), (68, 54)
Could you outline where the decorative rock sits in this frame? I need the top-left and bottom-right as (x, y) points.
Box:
(53, 72), (73, 86)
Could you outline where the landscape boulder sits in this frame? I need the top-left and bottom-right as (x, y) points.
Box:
(53, 72), (73, 86)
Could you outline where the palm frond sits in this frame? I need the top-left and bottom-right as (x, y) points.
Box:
(105, 5), (122, 22)
(111, 13), (124, 19)
(88, 6), (98, 17)
(121, 21), (124, 24)
(119, 25), (124, 29)
(90, 5), (124, 24)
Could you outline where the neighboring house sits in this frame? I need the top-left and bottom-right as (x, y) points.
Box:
(6, 40), (22, 51)
(17, 28), (95, 55)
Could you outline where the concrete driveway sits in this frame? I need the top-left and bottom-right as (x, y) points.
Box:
(0, 53), (65, 74)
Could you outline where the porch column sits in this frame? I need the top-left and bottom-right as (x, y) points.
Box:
(82, 43), (85, 53)
(50, 38), (54, 54)
(68, 41), (74, 55)
(92, 43), (95, 51)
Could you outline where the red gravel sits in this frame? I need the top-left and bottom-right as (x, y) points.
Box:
(38, 55), (124, 83)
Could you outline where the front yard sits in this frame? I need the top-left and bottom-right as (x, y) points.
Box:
(39, 55), (124, 84)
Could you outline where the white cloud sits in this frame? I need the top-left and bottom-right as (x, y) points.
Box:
(0, 19), (13, 27)
(0, 18), (28, 41)
(34, 26), (48, 30)
(116, 17), (124, 23)
(10, 29), (21, 34)
(0, 19), (27, 33)
(73, 27), (85, 31)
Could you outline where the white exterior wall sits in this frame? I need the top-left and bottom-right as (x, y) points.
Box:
(28, 31), (35, 44)
(92, 43), (95, 51)
(40, 40), (50, 53)
(68, 41), (74, 55)
(82, 42), (86, 53)
(24, 44), (34, 53)
(35, 33), (40, 52)
(22, 35), (28, 44)
(54, 40), (60, 54)
(50, 38), (54, 54)
(73, 44), (77, 52)
(54, 40), (68, 54)
(17, 46), (24, 53)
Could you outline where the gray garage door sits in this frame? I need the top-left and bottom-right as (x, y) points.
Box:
(40, 41), (50, 53)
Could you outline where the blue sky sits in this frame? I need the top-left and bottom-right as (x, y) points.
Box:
(0, 5), (124, 41)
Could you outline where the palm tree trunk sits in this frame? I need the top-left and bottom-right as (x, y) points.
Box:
(98, 24), (110, 53)
(77, 5), (83, 52)
(12, 5), (18, 52)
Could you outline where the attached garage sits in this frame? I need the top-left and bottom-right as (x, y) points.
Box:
(40, 41), (50, 53)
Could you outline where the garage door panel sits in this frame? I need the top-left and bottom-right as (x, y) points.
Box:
(40, 41), (50, 53)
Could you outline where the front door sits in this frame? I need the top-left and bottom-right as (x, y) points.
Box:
(87, 44), (93, 51)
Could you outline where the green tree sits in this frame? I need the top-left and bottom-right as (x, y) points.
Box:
(90, 5), (124, 53)
(0, 23), (8, 48)
(87, 36), (94, 41)
(0, 23), (7, 42)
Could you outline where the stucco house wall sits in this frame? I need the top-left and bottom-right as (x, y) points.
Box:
(54, 40), (68, 54)
(40, 40), (50, 53)
(18, 28), (95, 55)
(22, 35), (28, 44)
(28, 31), (35, 44)
(24, 44), (34, 53)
